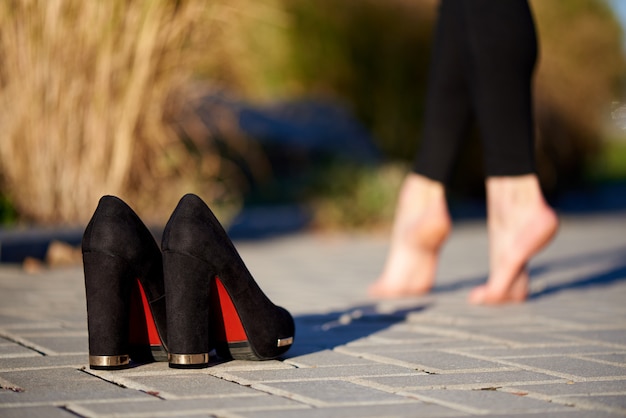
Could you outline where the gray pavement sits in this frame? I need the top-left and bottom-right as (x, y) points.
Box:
(1, 212), (626, 417)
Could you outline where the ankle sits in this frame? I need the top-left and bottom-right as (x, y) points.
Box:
(486, 175), (551, 222)
(394, 174), (450, 244)
(400, 174), (446, 207)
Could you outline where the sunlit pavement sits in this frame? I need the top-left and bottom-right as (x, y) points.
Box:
(1, 211), (625, 417)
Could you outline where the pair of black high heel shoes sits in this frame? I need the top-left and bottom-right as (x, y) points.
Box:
(83, 193), (295, 370)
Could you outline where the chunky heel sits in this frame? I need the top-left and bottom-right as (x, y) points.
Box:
(128, 279), (168, 362)
(82, 195), (169, 370)
(211, 277), (255, 360)
(162, 251), (211, 369)
(84, 252), (133, 370)
(210, 277), (294, 360)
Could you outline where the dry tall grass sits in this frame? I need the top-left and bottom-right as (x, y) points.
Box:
(0, 0), (243, 224)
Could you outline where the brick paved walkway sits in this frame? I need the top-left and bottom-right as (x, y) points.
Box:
(1, 212), (625, 417)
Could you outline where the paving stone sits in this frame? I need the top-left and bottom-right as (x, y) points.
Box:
(285, 350), (383, 367)
(18, 335), (88, 354)
(530, 311), (626, 329)
(556, 330), (626, 347)
(582, 353), (626, 365)
(404, 312), (554, 328)
(0, 367), (152, 405)
(2, 323), (81, 332)
(455, 330), (574, 346)
(0, 323), (85, 346)
(356, 329), (456, 344)
(343, 350), (509, 372)
(0, 354), (86, 371)
(283, 343), (331, 358)
(0, 314), (41, 326)
(0, 341), (40, 358)
(468, 412), (623, 418)
(205, 359), (295, 373)
(217, 364), (417, 384)
(408, 388), (569, 415)
(0, 405), (79, 417)
(255, 379), (409, 406)
(508, 380), (626, 397)
(234, 402), (466, 418)
(559, 394), (626, 412)
(364, 370), (564, 390)
(336, 340), (505, 357)
(126, 373), (263, 398)
(69, 394), (301, 416)
(0, 334), (51, 356)
(455, 344), (621, 358)
(504, 356), (626, 379)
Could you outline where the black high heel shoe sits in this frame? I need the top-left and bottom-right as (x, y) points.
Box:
(82, 196), (168, 370)
(162, 194), (295, 368)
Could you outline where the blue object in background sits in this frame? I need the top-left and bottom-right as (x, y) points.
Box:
(196, 93), (381, 166)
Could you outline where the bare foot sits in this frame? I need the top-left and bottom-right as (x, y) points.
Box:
(369, 174), (451, 298)
(469, 270), (529, 304)
(468, 175), (558, 305)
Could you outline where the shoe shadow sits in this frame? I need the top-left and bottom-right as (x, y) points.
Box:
(285, 302), (429, 358)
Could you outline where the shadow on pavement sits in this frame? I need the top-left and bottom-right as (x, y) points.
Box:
(285, 244), (626, 358)
(430, 244), (626, 300)
(530, 260), (626, 300)
(286, 303), (429, 358)
(527, 244), (626, 299)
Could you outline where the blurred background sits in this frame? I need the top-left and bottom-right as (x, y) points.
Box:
(0, 0), (624, 235)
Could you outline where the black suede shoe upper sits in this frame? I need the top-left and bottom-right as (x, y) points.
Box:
(162, 193), (295, 359)
(83, 196), (168, 350)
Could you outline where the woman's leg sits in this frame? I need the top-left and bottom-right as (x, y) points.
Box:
(463, 0), (558, 304)
(368, 173), (450, 297)
(469, 175), (558, 304)
(466, 0), (538, 177)
(370, 0), (469, 297)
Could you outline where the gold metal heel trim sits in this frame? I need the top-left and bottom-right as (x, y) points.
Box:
(277, 337), (293, 347)
(89, 355), (130, 368)
(168, 353), (209, 365)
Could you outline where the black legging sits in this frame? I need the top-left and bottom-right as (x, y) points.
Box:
(413, 0), (538, 183)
